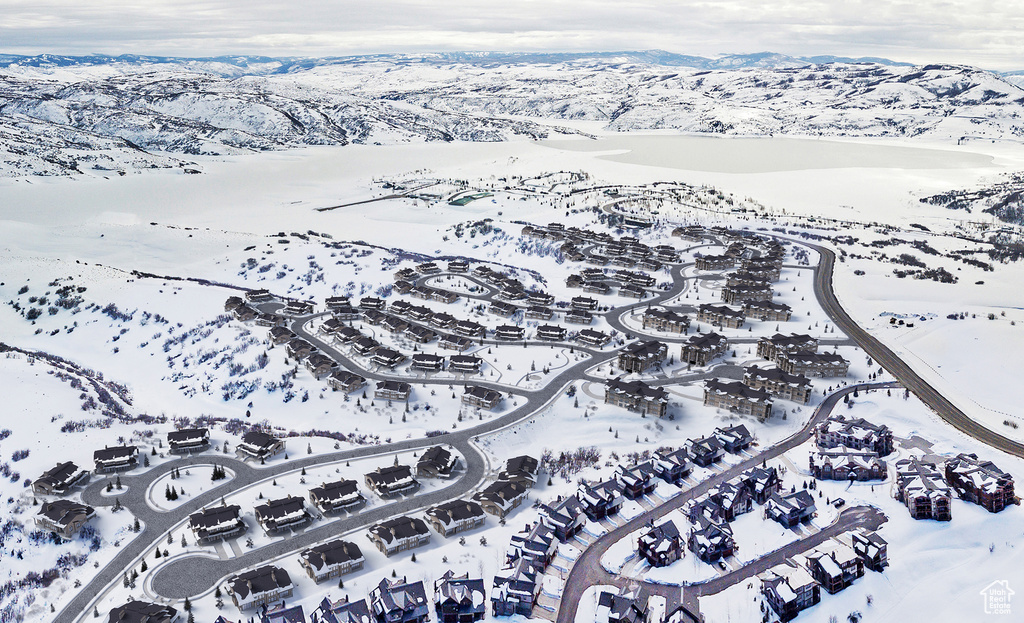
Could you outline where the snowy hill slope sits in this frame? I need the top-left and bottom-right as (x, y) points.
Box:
(2, 52), (1023, 177)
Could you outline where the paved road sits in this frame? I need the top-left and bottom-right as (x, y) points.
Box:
(555, 381), (897, 623)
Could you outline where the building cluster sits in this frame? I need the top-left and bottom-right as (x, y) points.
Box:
(757, 333), (850, 378)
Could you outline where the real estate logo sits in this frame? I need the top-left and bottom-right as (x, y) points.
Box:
(981, 580), (1014, 615)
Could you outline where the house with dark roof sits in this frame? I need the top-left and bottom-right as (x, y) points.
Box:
(448, 260), (470, 273)
(167, 428), (210, 454)
(653, 448), (692, 484)
(430, 312), (458, 329)
(686, 436), (725, 467)
(462, 386), (502, 410)
(237, 431), (285, 461)
(524, 305), (553, 321)
(766, 490), (817, 528)
(596, 587), (650, 623)
(433, 571), (486, 623)
(474, 480), (529, 518)
(455, 320), (486, 339)
(577, 479), (624, 521)
(32, 461), (88, 495)
(577, 328), (611, 347)
(687, 514), (734, 562)
(604, 377), (668, 417)
(107, 601), (178, 623)
(286, 338), (316, 361)
(850, 529), (888, 572)
(945, 452), (1015, 513)
(440, 335), (474, 352)
(536, 325), (567, 341)
(680, 332), (727, 366)
(368, 517), (431, 556)
(370, 577), (430, 623)
(500, 455), (540, 486)
(325, 295), (351, 310)
(810, 447), (886, 481)
(448, 355), (482, 374)
(508, 521), (558, 567)
(697, 304), (745, 330)
(411, 353), (445, 372)
(694, 254), (734, 271)
(254, 496), (312, 534)
(801, 540), (864, 595)
(309, 478), (366, 514)
(328, 370), (367, 394)
(725, 270), (771, 288)
(638, 521), (683, 567)
(617, 341), (667, 374)
(93, 445), (138, 473)
(489, 301), (518, 318)
(371, 348), (407, 369)
(539, 495), (587, 542)
(334, 325), (362, 344)
(360, 297), (386, 310)
(758, 563), (820, 622)
(494, 325), (525, 341)
(570, 296), (598, 310)
(742, 366), (811, 404)
(315, 597), (373, 623)
(375, 380), (411, 402)
(703, 379), (773, 420)
(404, 325), (438, 344)
(245, 289), (273, 303)
(259, 604), (306, 623)
(233, 305), (258, 322)
(417, 446), (459, 478)
(756, 333), (818, 362)
(270, 326), (296, 345)
(319, 317), (345, 337)
(305, 353), (337, 379)
(615, 461), (658, 499)
(227, 565), (293, 611)
(363, 310), (388, 326)
(365, 465), (419, 498)
(714, 424), (754, 453)
(425, 499), (486, 536)
(300, 539), (364, 582)
(490, 557), (543, 617)
(565, 309), (594, 325)
(641, 307), (689, 334)
(189, 504), (246, 544)
(36, 500), (95, 538)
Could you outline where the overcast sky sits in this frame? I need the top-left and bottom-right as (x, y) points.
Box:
(2, 0), (1023, 70)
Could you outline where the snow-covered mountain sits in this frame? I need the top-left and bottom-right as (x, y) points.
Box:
(2, 51), (1023, 177)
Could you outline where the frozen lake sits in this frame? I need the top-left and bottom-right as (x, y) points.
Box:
(541, 134), (995, 173)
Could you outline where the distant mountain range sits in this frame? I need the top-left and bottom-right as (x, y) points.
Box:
(1, 51), (1023, 177)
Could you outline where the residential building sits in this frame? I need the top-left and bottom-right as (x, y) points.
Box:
(269, 326), (296, 345)
(455, 320), (485, 339)
(527, 291), (555, 306)
(596, 587), (650, 623)
(525, 305), (553, 321)
(490, 557), (543, 617)
(440, 335), (474, 352)
(494, 325), (525, 341)
(741, 466), (782, 504)
(306, 352), (338, 378)
(499, 455), (540, 486)
(778, 351), (850, 378)
(36, 500), (94, 538)
(368, 517), (431, 556)
(93, 445), (138, 473)
(810, 447), (887, 481)
(449, 355), (482, 374)
(107, 602), (178, 623)
(757, 333), (818, 362)
(448, 260), (470, 272)
(721, 284), (773, 305)
(189, 504), (246, 544)
(801, 540), (864, 594)
(232, 305), (258, 322)
(369, 577), (430, 623)
(260, 605), (306, 623)
(333, 325), (362, 344)
(237, 431), (285, 461)
(577, 329), (611, 347)
(570, 296), (598, 310)
(615, 461), (658, 499)
(680, 332), (727, 366)
(759, 564), (820, 622)
(686, 436), (725, 467)
(283, 300), (314, 316)
(328, 370), (367, 394)
(405, 325), (438, 344)
(850, 529), (888, 572)
(539, 495), (587, 542)
(742, 300), (792, 321)
(489, 301), (518, 318)
(315, 597), (372, 623)
(687, 514), (734, 562)
(371, 348), (407, 369)
(714, 424), (754, 453)
(417, 445), (459, 478)
(703, 379), (773, 420)
(411, 353), (445, 372)
(696, 304), (745, 329)
(536, 325), (567, 341)
(694, 255), (734, 271)
(309, 478), (365, 514)
(742, 366), (811, 404)
(565, 309), (594, 325)
(604, 377), (668, 418)
(360, 297), (386, 310)
(815, 415), (894, 456)
(895, 458), (952, 520)
(434, 571), (486, 623)
(425, 500), (486, 536)
(617, 340), (667, 373)
(653, 448), (692, 484)
(286, 338), (316, 361)
(641, 308), (689, 334)
(254, 496), (312, 534)
(365, 465), (419, 498)
(324, 295), (351, 310)
(32, 462), (88, 495)
(245, 289), (273, 303)
(227, 566), (293, 611)
(577, 479), (624, 520)
(618, 284), (647, 299)
(375, 380), (411, 402)
(638, 521), (683, 567)
(508, 521), (558, 566)
(474, 480), (529, 518)
(462, 385), (502, 410)
(945, 453), (1015, 512)
(726, 270), (771, 287)
(766, 490), (817, 527)
(430, 312), (458, 330)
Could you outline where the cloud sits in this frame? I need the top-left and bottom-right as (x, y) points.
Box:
(1, 0), (1022, 70)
